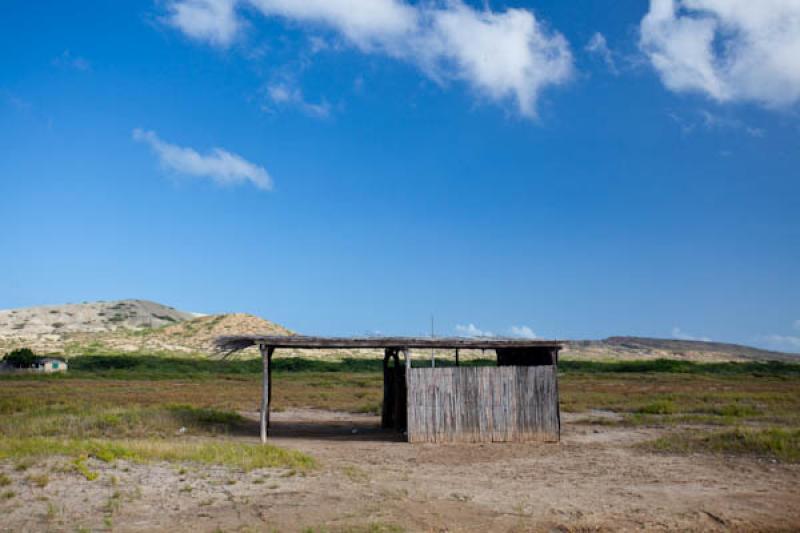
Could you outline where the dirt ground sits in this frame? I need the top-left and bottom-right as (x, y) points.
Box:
(2, 409), (799, 532)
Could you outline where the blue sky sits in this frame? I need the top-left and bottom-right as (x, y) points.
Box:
(1, 1), (799, 352)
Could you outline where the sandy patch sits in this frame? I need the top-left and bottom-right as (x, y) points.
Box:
(1, 409), (798, 532)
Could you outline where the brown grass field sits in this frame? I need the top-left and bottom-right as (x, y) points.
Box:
(1, 359), (799, 531)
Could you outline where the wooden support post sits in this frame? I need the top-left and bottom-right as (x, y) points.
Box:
(391, 351), (403, 432)
(403, 348), (412, 440)
(381, 348), (393, 429)
(259, 344), (273, 444)
(268, 347), (273, 428)
(455, 348), (460, 367)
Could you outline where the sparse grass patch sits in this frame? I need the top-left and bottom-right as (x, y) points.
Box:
(560, 373), (800, 429)
(46, 501), (60, 522)
(700, 403), (760, 418)
(0, 401), (250, 440)
(0, 472), (10, 486)
(637, 399), (677, 415)
(302, 523), (405, 533)
(352, 402), (381, 416)
(104, 489), (122, 515)
(644, 427), (800, 463)
(26, 473), (49, 488)
(571, 417), (626, 426)
(0, 438), (315, 472)
(14, 459), (33, 471)
(72, 457), (99, 481)
(340, 465), (369, 482)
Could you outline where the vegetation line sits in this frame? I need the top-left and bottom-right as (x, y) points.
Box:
(0, 437), (315, 471)
(2, 353), (799, 381)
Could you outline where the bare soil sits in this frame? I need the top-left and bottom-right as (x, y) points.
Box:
(2, 409), (798, 532)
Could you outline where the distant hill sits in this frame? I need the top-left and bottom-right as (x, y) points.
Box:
(0, 300), (795, 362)
(0, 299), (194, 335)
(562, 336), (797, 363)
(0, 300), (292, 356)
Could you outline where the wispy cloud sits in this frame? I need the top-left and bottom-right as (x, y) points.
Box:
(509, 325), (537, 338)
(585, 32), (617, 74)
(671, 327), (711, 342)
(699, 110), (764, 137)
(454, 324), (539, 338)
(455, 324), (494, 338)
(52, 50), (91, 71)
(163, 0), (574, 117)
(2, 90), (32, 112)
(132, 128), (272, 190)
(757, 334), (800, 352)
(667, 109), (765, 138)
(755, 320), (800, 353)
(640, 0), (800, 109)
(264, 82), (331, 118)
(164, 0), (241, 47)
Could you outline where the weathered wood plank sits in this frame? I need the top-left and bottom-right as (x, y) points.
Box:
(406, 366), (559, 443)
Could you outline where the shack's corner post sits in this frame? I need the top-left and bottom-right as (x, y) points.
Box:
(258, 344), (274, 444)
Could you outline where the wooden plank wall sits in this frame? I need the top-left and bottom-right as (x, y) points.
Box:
(406, 366), (560, 443)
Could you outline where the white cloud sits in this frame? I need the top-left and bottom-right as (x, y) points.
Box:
(758, 334), (800, 353)
(640, 0), (800, 109)
(52, 50), (91, 71)
(265, 82), (331, 118)
(132, 129), (272, 190)
(671, 327), (711, 342)
(585, 32), (617, 74)
(164, 0), (573, 117)
(165, 0), (242, 47)
(249, 0), (418, 50)
(509, 325), (537, 338)
(455, 323), (494, 338)
(418, 3), (572, 117)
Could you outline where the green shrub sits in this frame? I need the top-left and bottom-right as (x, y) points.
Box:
(3, 348), (37, 367)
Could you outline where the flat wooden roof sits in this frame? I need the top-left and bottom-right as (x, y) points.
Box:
(216, 335), (563, 352)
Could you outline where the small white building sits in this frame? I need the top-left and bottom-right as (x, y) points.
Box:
(30, 358), (68, 373)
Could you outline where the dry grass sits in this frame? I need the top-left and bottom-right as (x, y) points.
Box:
(560, 372), (800, 462)
(560, 373), (800, 428)
(0, 372), (382, 414)
(2, 357), (799, 465)
(644, 427), (800, 463)
(0, 374), (321, 471)
(0, 438), (315, 471)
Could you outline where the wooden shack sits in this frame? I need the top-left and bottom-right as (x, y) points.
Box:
(215, 336), (562, 444)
